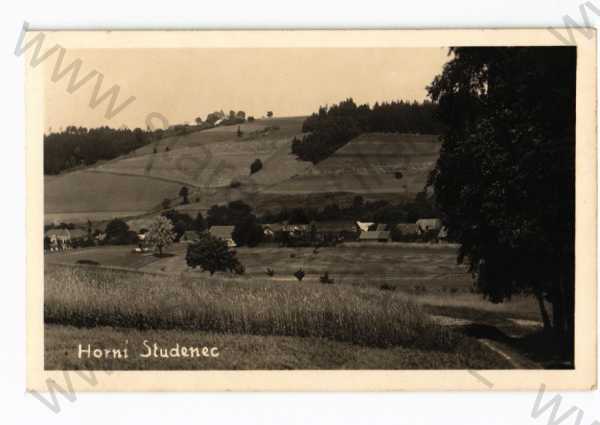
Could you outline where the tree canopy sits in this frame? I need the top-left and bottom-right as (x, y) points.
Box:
(428, 47), (576, 360)
(146, 215), (176, 256)
(186, 234), (241, 275)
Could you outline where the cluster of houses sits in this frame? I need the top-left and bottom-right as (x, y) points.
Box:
(44, 228), (96, 251)
(45, 218), (447, 253)
(180, 218), (446, 248)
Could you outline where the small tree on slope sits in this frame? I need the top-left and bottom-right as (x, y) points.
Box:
(146, 216), (176, 256)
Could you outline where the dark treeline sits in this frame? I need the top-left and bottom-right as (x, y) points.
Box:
(292, 98), (442, 163)
(44, 126), (154, 175)
(259, 192), (436, 225)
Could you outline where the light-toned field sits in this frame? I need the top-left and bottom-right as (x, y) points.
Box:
(93, 136), (311, 189)
(45, 243), (543, 324)
(45, 117), (314, 223)
(45, 246), (164, 270)
(131, 117), (306, 157)
(44, 170), (184, 216)
(93, 116), (309, 189)
(44, 242), (550, 369)
(266, 133), (441, 195)
(44, 264), (513, 369)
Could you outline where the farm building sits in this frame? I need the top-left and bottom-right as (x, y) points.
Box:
(356, 221), (374, 232)
(358, 230), (390, 242)
(44, 228), (73, 251)
(180, 230), (202, 243)
(416, 218), (442, 235)
(209, 225), (237, 248)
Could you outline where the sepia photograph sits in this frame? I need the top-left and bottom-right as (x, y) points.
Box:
(24, 30), (596, 390)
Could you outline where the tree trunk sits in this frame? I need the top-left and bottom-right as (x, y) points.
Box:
(534, 287), (552, 333)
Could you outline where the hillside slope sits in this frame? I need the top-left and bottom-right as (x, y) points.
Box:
(45, 117), (309, 222)
(265, 133), (440, 197)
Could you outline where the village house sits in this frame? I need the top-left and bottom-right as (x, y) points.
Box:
(358, 230), (391, 243)
(209, 225), (237, 248)
(416, 218), (442, 235)
(44, 228), (72, 251)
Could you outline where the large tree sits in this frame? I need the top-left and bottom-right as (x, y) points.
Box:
(186, 234), (241, 275)
(428, 47), (576, 361)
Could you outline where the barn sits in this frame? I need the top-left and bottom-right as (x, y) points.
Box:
(358, 230), (390, 243)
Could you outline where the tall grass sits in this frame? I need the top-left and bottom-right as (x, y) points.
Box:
(45, 265), (460, 350)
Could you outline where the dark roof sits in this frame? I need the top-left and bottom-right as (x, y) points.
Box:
(209, 225), (235, 239)
(359, 231), (390, 240)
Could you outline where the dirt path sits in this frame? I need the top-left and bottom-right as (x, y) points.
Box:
(430, 314), (544, 369)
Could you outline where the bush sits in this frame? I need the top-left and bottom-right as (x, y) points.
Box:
(294, 269), (305, 281)
(234, 262), (245, 275)
(250, 158), (263, 175)
(319, 271), (334, 284)
(380, 284), (396, 291)
(76, 259), (100, 266)
(266, 267), (275, 277)
(105, 219), (130, 245)
(186, 234), (242, 275)
(230, 179), (242, 188)
(232, 215), (263, 247)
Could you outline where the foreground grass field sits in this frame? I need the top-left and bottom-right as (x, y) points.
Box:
(44, 264), (515, 369)
(45, 324), (511, 370)
(45, 265), (455, 349)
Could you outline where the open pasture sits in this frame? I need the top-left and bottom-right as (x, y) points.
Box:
(131, 116), (306, 157)
(267, 133), (441, 195)
(44, 170), (184, 218)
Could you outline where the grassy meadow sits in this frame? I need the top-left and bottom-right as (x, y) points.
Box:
(266, 133), (441, 195)
(44, 264), (513, 369)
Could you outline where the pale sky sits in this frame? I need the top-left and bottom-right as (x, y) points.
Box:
(44, 48), (450, 131)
